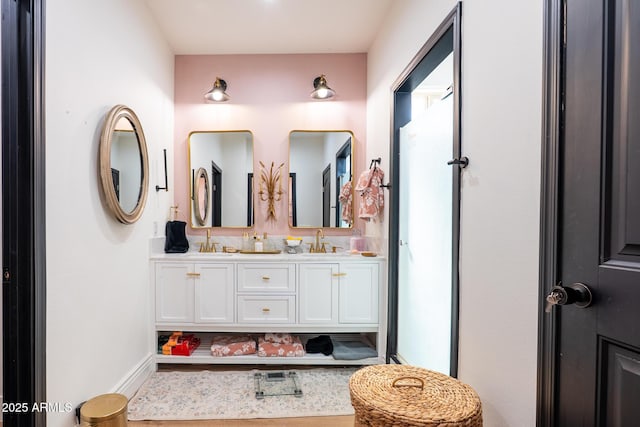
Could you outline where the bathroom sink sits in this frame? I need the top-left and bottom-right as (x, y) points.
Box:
(183, 252), (233, 257)
(297, 252), (350, 257)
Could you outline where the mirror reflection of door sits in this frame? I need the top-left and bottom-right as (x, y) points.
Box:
(210, 161), (222, 227)
(288, 130), (353, 228)
(335, 139), (352, 227)
(188, 131), (253, 228)
(289, 173), (297, 226)
(111, 126), (142, 214)
(322, 164), (331, 227)
(389, 6), (461, 377)
(111, 168), (120, 201)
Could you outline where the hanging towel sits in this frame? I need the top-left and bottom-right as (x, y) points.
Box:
(354, 167), (385, 222)
(164, 221), (189, 253)
(338, 181), (353, 225)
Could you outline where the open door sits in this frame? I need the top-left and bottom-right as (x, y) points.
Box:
(2, 0), (47, 425)
(388, 4), (462, 377)
(540, 0), (640, 424)
(210, 161), (222, 227)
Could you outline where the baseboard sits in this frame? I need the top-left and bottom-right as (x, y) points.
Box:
(112, 354), (155, 399)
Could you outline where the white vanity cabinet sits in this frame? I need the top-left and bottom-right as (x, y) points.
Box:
(338, 263), (379, 324)
(155, 262), (234, 324)
(298, 263), (339, 324)
(297, 262), (379, 325)
(151, 254), (385, 365)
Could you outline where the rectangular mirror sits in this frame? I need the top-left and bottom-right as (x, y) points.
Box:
(189, 131), (254, 228)
(288, 130), (354, 228)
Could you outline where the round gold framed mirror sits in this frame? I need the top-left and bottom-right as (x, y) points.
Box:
(99, 104), (149, 224)
(193, 167), (210, 226)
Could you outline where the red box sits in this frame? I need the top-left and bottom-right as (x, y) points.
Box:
(171, 334), (201, 356)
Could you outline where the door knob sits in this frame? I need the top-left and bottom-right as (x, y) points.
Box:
(545, 282), (593, 313)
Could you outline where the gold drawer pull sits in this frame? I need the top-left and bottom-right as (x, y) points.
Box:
(262, 308), (271, 313)
(261, 276), (271, 280)
(186, 272), (201, 277)
(332, 273), (347, 277)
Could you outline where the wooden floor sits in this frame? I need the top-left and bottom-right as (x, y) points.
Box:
(0, 418), (354, 426)
(129, 415), (354, 426)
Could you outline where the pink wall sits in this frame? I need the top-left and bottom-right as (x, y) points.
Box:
(174, 53), (367, 236)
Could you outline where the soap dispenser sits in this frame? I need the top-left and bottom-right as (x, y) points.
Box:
(242, 232), (250, 251)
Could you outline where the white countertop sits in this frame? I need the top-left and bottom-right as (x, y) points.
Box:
(150, 251), (384, 262)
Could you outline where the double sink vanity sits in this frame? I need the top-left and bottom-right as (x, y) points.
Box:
(151, 242), (386, 365)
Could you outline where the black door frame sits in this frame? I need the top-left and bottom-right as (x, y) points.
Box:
(537, 0), (563, 425)
(386, 3), (462, 377)
(2, 0), (47, 425)
(210, 160), (222, 227)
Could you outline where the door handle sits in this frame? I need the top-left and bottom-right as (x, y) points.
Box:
(447, 157), (469, 168)
(545, 282), (592, 313)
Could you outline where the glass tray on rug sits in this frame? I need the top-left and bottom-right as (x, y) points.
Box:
(254, 371), (303, 399)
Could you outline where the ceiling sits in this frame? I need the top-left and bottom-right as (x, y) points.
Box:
(143, 0), (394, 55)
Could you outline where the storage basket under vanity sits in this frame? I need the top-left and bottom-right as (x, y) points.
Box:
(349, 364), (482, 427)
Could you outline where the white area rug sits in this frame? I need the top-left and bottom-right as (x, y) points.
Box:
(128, 368), (358, 421)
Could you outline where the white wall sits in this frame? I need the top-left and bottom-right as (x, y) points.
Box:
(368, 1), (543, 425)
(0, 12), (3, 407)
(45, 1), (174, 425)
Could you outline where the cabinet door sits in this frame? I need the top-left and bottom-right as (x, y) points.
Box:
(155, 263), (194, 323)
(339, 263), (379, 324)
(194, 263), (235, 323)
(299, 263), (338, 324)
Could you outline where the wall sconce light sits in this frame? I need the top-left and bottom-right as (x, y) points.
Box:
(258, 160), (284, 222)
(310, 74), (335, 100)
(204, 77), (230, 102)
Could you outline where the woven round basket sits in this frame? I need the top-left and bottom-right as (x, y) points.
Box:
(349, 365), (482, 427)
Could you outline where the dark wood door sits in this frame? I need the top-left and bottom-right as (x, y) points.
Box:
(211, 161), (222, 227)
(322, 164), (331, 227)
(555, 0), (640, 424)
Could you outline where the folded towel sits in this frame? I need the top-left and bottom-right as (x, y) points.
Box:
(332, 340), (377, 360)
(258, 336), (305, 357)
(210, 335), (256, 357)
(305, 335), (333, 356)
(164, 221), (189, 253)
(264, 333), (293, 344)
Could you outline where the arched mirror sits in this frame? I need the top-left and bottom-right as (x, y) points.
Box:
(188, 130), (254, 228)
(288, 130), (354, 228)
(99, 105), (149, 224)
(193, 167), (210, 226)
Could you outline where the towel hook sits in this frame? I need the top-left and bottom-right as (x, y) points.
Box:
(156, 148), (169, 192)
(368, 158), (392, 189)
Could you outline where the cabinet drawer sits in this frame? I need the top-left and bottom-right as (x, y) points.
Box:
(237, 295), (295, 323)
(237, 263), (295, 293)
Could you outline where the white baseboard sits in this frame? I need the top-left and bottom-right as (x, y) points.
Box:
(112, 354), (155, 399)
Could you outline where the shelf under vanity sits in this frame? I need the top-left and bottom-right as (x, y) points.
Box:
(156, 332), (380, 365)
(150, 249), (387, 367)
